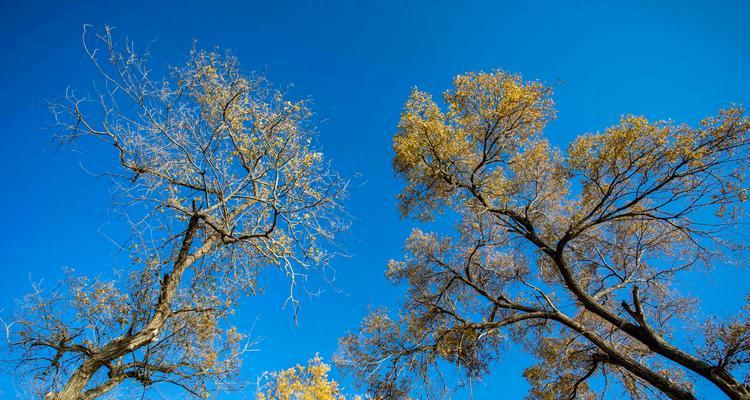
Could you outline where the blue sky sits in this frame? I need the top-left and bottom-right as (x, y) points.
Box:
(1, 0), (749, 398)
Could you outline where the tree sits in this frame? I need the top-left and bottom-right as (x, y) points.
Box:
(5, 27), (348, 400)
(337, 70), (750, 399)
(256, 356), (362, 400)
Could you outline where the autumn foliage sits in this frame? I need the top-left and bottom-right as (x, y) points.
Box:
(5, 28), (348, 400)
(338, 70), (750, 400)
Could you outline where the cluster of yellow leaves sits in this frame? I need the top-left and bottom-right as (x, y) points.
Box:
(392, 89), (466, 174)
(567, 115), (670, 175)
(445, 71), (553, 141)
(392, 70), (556, 218)
(189, 56), (246, 130)
(567, 107), (749, 225)
(393, 71), (554, 173)
(257, 355), (362, 400)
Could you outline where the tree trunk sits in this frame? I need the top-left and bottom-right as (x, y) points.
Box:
(555, 313), (698, 400)
(48, 215), (215, 400)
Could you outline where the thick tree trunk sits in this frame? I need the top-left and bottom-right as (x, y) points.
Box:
(547, 248), (750, 400)
(555, 314), (698, 400)
(499, 225), (749, 400)
(47, 215), (215, 400)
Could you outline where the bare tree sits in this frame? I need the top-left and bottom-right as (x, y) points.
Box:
(5, 26), (348, 400)
(337, 71), (750, 399)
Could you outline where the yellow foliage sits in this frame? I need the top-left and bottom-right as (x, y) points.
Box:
(257, 355), (362, 400)
(392, 70), (556, 218)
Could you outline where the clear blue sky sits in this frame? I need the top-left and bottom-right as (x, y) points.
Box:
(1, 0), (749, 398)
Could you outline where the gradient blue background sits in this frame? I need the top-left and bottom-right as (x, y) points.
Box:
(1, 0), (749, 398)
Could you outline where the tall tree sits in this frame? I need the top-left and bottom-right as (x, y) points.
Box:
(5, 27), (348, 400)
(337, 70), (750, 399)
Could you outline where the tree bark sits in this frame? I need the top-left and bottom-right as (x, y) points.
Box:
(48, 215), (216, 400)
(547, 246), (750, 400)
(554, 313), (698, 400)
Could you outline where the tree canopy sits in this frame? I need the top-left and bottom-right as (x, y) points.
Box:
(4, 25), (750, 400)
(5, 27), (348, 400)
(256, 356), (363, 400)
(337, 70), (750, 400)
